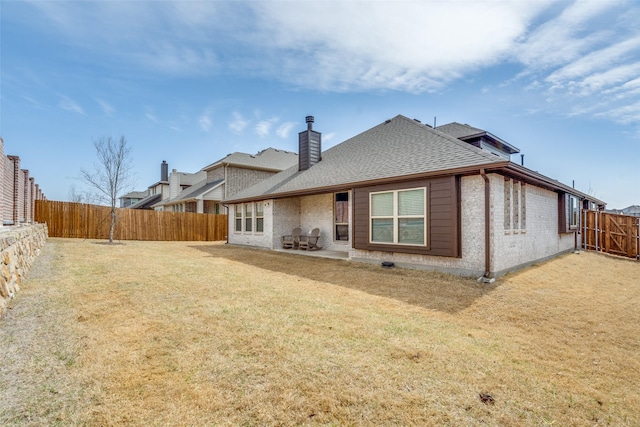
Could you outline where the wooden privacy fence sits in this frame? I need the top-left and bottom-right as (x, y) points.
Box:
(35, 200), (228, 241)
(582, 209), (639, 259)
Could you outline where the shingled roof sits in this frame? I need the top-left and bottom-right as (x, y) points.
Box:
(224, 115), (508, 203)
(434, 122), (486, 139)
(202, 147), (298, 172)
(437, 122), (520, 155)
(166, 179), (224, 204)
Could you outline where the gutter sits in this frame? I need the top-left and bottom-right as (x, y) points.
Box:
(224, 162), (509, 205)
(499, 163), (606, 207)
(479, 169), (495, 283)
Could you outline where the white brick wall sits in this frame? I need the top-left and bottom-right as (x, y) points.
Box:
(228, 174), (577, 277)
(227, 201), (274, 248)
(492, 176), (575, 274)
(299, 193), (352, 252)
(272, 198), (300, 249)
(228, 193), (353, 252)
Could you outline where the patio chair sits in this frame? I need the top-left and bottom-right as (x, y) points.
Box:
(298, 228), (321, 251)
(281, 227), (302, 249)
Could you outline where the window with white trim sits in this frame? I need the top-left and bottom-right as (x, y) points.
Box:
(234, 206), (242, 232)
(244, 203), (253, 232)
(569, 194), (579, 230)
(235, 202), (264, 234)
(256, 202), (264, 233)
(370, 187), (426, 246)
(334, 192), (349, 241)
(559, 193), (580, 233)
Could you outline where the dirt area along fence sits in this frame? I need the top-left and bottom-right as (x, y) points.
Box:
(582, 209), (639, 259)
(35, 200), (227, 241)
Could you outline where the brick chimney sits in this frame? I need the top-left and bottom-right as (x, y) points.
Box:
(298, 116), (322, 171)
(161, 160), (168, 182)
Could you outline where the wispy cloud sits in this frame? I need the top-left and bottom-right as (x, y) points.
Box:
(23, 0), (545, 91)
(199, 110), (213, 132)
(145, 107), (158, 123)
(595, 101), (640, 125)
(58, 95), (84, 115)
(22, 96), (45, 110)
(228, 112), (248, 134)
(18, 0), (640, 126)
(515, 1), (618, 71)
(509, 1), (640, 124)
(250, 1), (549, 92)
(96, 98), (116, 117)
(323, 132), (336, 143)
(275, 121), (296, 139)
(545, 36), (640, 86)
(255, 118), (278, 138)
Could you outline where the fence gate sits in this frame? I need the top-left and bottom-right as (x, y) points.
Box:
(582, 210), (640, 259)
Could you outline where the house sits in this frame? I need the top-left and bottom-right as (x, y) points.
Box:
(119, 190), (149, 208)
(121, 161), (171, 210)
(153, 148), (298, 214)
(622, 205), (640, 217)
(223, 115), (605, 278)
(153, 169), (208, 212)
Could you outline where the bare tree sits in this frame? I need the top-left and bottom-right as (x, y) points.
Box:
(68, 184), (101, 204)
(81, 135), (134, 243)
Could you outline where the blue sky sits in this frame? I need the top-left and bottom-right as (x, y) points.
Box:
(1, 0), (639, 209)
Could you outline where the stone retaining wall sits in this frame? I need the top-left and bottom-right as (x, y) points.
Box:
(0, 224), (48, 316)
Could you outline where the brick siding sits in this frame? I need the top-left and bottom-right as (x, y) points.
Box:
(0, 138), (46, 226)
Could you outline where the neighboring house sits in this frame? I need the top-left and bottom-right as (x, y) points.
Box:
(622, 205), (640, 217)
(223, 115), (605, 279)
(119, 190), (149, 208)
(604, 205), (640, 216)
(122, 161), (171, 210)
(153, 148), (298, 214)
(153, 169), (208, 212)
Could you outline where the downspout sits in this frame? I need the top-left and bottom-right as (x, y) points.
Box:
(479, 169), (494, 283)
(222, 203), (229, 244)
(583, 209), (587, 251)
(221, 163), (230, 244)
(595, 210), (599, 252)
(223, 163), (228, 200)
(574, 201), (581, 253)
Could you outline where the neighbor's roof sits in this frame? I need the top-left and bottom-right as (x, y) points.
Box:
(224, 115), (508, 203)
(120, 190), (148, 199)
(202, 147), (298, 172)
(128, 193), (162, 209)
(154, 179), (224, 206)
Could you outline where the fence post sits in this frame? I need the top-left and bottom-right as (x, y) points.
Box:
(594, 211), (600, 252)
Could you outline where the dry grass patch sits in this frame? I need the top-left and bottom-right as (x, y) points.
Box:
(1, 239), (639, 426)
